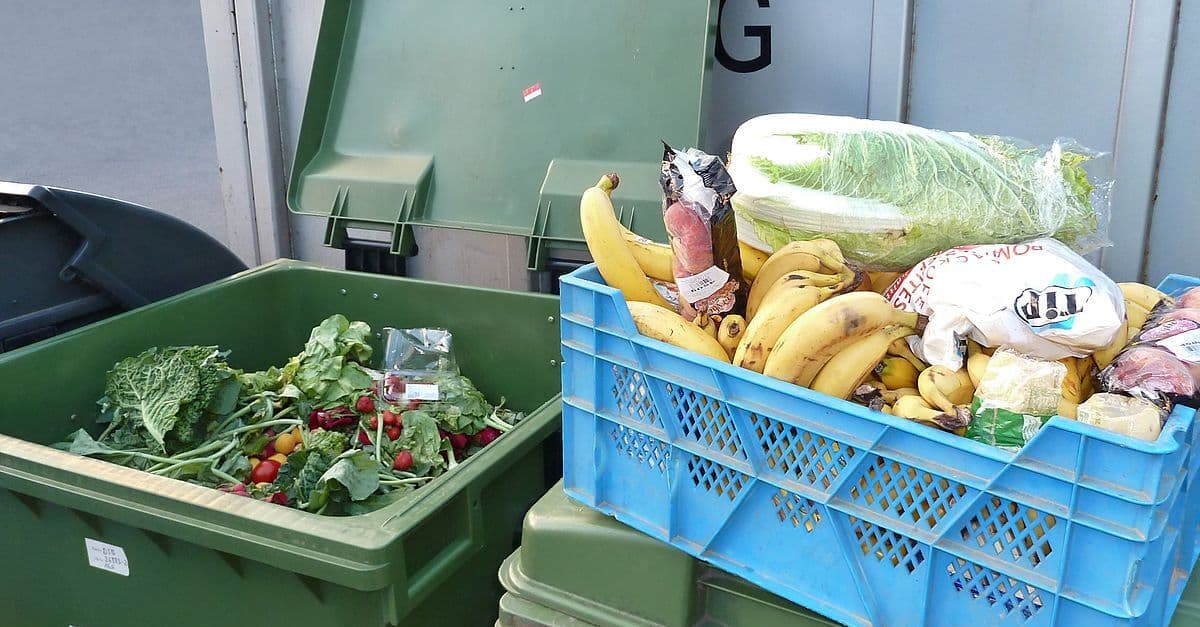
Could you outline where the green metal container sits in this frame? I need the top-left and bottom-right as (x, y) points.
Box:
(498, 483), (1200, 627)
(0, 261), (563, 627)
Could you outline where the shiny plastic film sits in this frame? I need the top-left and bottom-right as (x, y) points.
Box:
(729, 114), (1112, 271)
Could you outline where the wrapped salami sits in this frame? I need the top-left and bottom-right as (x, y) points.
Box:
(660, 144), (747, 321)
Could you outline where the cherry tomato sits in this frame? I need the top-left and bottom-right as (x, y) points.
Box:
(382, 410), (399, 427)
(268, 453), (288, 465)
(274, 432), (297, 455)
(393, 451), (414, 471)
(249, 459), (280, 483)
(387, 426), (402, 440)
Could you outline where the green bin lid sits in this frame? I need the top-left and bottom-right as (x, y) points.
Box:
(287, 0), (716, 269)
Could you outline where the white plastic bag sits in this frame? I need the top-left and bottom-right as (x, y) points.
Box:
(886, 239), (1125, 369)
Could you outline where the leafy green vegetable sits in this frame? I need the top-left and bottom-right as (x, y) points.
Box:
(56, 314), (518, 517)
(97, 346), (240, 453)
(305, 429), (349, 458)
(419, 375), (492, 434)
(308, 451), (380, 512)
(730, 114), (1105, 270)
(390, 410), (445, 475)
(241, 314), (374, 409)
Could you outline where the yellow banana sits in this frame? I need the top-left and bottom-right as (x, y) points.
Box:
(581, 175), (671, 308)
(1058, 398), (1078, 419)
(717, 314), (746, 356)
(734, 284), (836, 373)
(1078, 356), (1097, 401)
(763, 293), (920, 388)
(893, 395), (972, 433)
(918, 365), (974, 413)
(746, 241), (846, 318)
(881, 387), (921, 403)
(1127, 300), (1153, 333)
(748, 271), (844, 321)
(867, 271), (904, 295)
(739, 242), (770, 283)
(1093, 318), (1129, 369)
(966, 353), (991, 388)
(875, 356), (920, 390)
(695, 313), (719, 339)
(811, 325), (916, 400)
(887, 338), (928, 371)
(627, 301), (729, 362)
(965, 340), (990, 387)
(1058, 357), (1092, 404)
(806, 238), (846, 270)
(617, 226), (674, 283)
(1119, 282), (1173, 313)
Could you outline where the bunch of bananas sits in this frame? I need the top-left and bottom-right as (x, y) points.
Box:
(580, 173), (768, 361)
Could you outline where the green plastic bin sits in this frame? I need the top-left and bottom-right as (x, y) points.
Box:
(498, 483), (1200, 627)
(0, 260), (563, 627)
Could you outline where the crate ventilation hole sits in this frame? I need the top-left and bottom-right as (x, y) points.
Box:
(849, 456), (967, 529)
(667, 384), (745, 459)
(850, 517), (925, 574)
(946, 557), (1045, 621)
(687, 455), (745, 501)
(610, 425), (669, 474)
(772, 489), (821, 533)
(960, 497), (1056, 569)
(750, 413), (855, 491)
(611, 366), (658, 426)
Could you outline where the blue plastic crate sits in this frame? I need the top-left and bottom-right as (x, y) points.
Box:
(561, 265), (1200, 627)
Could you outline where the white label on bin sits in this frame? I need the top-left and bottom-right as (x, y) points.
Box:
(85, 538), (129, 576)
(1158, 327), (1200, 363)
(523, 82), (542, 102)
(676, 265), (731, 303)
(404, 383), (440, 401)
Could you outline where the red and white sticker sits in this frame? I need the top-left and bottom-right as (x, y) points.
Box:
(522, 82), (543, 102)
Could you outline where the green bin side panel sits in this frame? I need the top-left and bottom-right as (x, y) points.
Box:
(0, 260), (563, 627)
(288, 0), (715, 267)
(500, 484), (1200, 627)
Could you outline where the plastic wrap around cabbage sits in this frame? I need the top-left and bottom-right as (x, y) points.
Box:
(729, 114), (1111, 270)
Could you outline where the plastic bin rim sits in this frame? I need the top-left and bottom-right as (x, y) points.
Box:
(560, 263), (1195, 458)
(0, 259), (563, 590)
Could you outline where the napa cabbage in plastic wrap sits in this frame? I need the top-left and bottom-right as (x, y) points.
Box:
(729, 114), (1111, 270)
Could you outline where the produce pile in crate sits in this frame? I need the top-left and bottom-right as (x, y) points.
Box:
(53, 315), (524, 515)
(562, 114), (1200, 626)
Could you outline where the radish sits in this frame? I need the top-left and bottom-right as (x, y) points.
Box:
(355, 395), (376, 414)
(449, 433), (469, 450)
(393, 451), (414, 471)
(474, 427), (501, 447)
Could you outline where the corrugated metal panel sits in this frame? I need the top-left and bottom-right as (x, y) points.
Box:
(1146, 0), (1200, 284)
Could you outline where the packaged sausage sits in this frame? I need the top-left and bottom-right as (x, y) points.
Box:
(660, 144), (747, 321)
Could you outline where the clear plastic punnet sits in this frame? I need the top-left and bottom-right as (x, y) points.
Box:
(729, 114), (1112, 271)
